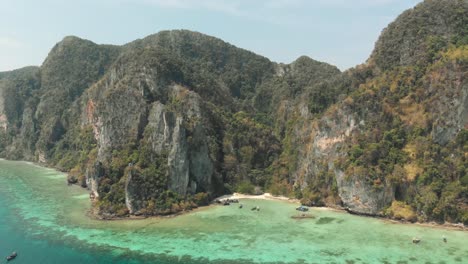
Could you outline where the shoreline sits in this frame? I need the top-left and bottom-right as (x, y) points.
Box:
(0, 158), (466, 231)
(214, 192), (466, 231)
(88, 200), (218, 222)
(385, 218), (467, 231)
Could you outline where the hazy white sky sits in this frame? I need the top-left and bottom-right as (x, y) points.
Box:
(0, 0), (422, 71)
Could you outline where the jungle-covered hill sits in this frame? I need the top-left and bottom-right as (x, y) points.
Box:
(0, 0), (466, 224)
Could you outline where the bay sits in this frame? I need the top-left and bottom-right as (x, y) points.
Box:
(0, 159), (466, 264)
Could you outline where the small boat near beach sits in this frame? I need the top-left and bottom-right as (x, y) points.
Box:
(291, 214), (315, 220)
(6, 252), (17, 261)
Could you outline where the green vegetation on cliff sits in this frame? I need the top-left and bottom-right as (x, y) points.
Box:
(329, 0), (468, 223)
(0, 0), (466, 224)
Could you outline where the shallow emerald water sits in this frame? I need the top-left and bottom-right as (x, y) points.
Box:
(0, 159), (467, 264)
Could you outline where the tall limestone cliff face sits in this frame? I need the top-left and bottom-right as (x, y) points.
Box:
(124, 90), (214, 214)
(80, 43), (220, 215)
(125, 87), (214, 213)
(286, 0), (468, 221)
(0, 0), (466, 223)
(0, 67), (41, 160)
(291, 94), (396, 215)
(426, 55), (468, 145)
(0, 88), (6, 132)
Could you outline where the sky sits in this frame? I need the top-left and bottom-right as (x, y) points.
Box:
(0, 0), (422, 72)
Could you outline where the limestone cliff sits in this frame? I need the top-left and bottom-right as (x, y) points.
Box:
(0, 0), (466, 224)
(284, 0), (468, 221)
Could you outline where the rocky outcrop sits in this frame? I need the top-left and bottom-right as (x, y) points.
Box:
(125, 167), (151, 214)
(427, 59), (468, 145)
(146, 102), (175, 154)
(17, 106), (37, 160)
(188, 122), (213, 193)
(123, 85), (214, 213)
(290, 102), (394, 215)
(0, 88), (7, 132)
(335, 171), (394, 215)
(167, 116), (189, 195)
(86, 161), (105, 198)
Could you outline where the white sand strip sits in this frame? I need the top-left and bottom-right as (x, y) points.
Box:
(215, 192), (299, 203)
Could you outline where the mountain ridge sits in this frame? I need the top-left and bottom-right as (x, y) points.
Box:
(0, 0), (466, 224)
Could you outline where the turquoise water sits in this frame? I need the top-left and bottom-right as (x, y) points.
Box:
(0, 159), (467, 263)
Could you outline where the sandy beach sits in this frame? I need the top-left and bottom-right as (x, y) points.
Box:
(214, 192), (467, 231)
(215, 192), (300, 203)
